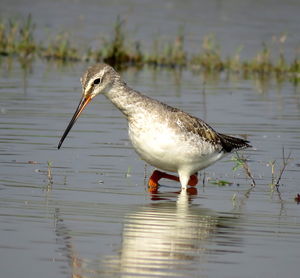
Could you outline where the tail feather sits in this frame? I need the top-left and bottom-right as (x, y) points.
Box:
(218, 133), (251, 153)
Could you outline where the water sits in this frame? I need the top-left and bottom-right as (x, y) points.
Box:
(1, 1), (300, 278)
(1, 0), (300, 59)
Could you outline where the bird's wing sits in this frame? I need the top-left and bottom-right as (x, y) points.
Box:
(168, 106), (250, 152)
(168, 107), (222, 146)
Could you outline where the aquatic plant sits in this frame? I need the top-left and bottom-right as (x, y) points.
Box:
(146, 27), (187, 67)
(232, 153), (256, 187)
(96, 16), (143, 65)
(18, 15), (36, 56)
(47, 160), (53, 184)
(1, 15), (300, 82)
(267, 148), (292, 190)
(232, 147), (292, 189)
(209, 179), (232, 186)
(42, 32), (79, 61)
(191, 34), (223, 71)
(0, 15), (36, 57)
(225, 45), (243, 73)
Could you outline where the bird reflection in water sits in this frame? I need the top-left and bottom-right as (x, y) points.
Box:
(148, 180), (198, 201)
(110, 189), (218, 277)
(54, 191), (241, 277)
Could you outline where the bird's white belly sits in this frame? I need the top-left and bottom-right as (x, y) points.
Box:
(128, 120), (224, 174)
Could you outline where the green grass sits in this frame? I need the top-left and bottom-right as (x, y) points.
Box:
(0, 15), (300, 82)
(42, 32), (79, 61)
(0, 15), (36, 57)
(209, 179), (233, 186)
(191, 34), (223, 71)
(93, 16), (143, 66)
(146, 27), (187, 67)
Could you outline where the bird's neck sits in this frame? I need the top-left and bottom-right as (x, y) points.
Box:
(104, 81), (149, 118)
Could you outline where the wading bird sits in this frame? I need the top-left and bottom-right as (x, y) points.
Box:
(58, 64), (250, 189)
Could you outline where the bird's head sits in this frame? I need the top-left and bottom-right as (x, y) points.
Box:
(58, 63), (119, 149)
(81, 63), (120, 98)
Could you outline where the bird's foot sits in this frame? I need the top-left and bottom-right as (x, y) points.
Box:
(148, 170), (198, 189)
(188, 174), (198, 186)
(148, 170), (163, 190)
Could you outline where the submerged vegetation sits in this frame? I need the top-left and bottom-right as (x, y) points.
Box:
(0, 15), (300, 81)
(231, 148), (292, 191)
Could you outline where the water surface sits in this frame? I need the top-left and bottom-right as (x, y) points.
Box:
(1, 1), (300, 277)
(1, 58), (299, 278)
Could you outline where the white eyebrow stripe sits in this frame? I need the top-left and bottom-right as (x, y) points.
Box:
(84, 80), (94, 95)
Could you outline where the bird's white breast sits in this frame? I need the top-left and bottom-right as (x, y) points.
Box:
(128, 112), (224, 174)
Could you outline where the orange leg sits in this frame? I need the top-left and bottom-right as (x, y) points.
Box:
(148, 170), (198, 188)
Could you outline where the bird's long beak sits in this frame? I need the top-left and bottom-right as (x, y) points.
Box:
(58, 95), (93, 149)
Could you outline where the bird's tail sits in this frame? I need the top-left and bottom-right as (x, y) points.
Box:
(218, 133), (251, 153)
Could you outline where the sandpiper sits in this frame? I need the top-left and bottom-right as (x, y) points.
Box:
(58, 63), (250, 189)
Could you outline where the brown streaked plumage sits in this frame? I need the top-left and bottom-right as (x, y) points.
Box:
(58, 63), (251, 189)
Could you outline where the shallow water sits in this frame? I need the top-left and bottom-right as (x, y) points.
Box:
(1, 1), (300, 277)
(1, 59), (299, 278)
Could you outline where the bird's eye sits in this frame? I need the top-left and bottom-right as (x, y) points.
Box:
(93, 78), (101, 85)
